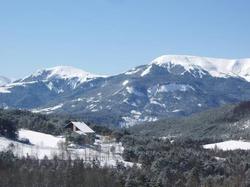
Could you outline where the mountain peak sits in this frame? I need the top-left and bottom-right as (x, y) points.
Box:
(20, 66), (102, 83)
(37, 66), (97, 80)
(151, 55), (250, 81)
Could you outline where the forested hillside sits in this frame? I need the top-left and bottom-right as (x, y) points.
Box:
(0, 109), (115, 136)
(1, 134), (250, 187)
(0, 109), (70, 135)
(119, 134), (250, 186)
(130, 101), (250, 140)
(1, 102), (250, 186)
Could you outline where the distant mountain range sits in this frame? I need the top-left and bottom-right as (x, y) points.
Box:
(1, 55), (250, 127)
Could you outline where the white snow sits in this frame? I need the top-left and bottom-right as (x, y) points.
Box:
(0, 129), (65, 159)
(87, 104), (97, 110)
(122, 80), (129, 86)
(125, 68), (141, 75)
(147, 84), (194, 97)
(152, 55), (250, 81)
(45, 82), (64, 94)
(86, 97), (95, 103)
(34, 66), (99, 81)
(0, 129), (135, 167)
(241, 120), (250, 130)
(32, 103), (63, 114)
(158, 83), (194, 92)
(46, 82), (54, 90)
(130, 110), (142, 115)
(126, 86), (144, 96)
(0, 87), (11, 93)
(121, 115), (158, 127)
(112, 88), (123, 96)
(172, 109), (181, 113)
(150, 99), (166, 108)
(141, 65), (152, 77)
(19, 129), (64, 148)
(18, 66), (106, 90)
(130, 110), (142, 119)
(203, 140), (250, 151)
(126, 86), (133, 94)
(77, 98), (84, 101)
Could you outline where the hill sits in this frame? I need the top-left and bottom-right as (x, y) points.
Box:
(130, 101), (250, 140)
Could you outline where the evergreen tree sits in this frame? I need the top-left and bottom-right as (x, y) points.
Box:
(0, 117), (17, 139)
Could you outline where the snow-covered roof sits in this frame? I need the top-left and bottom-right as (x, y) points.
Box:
(67, 121), (95, 134)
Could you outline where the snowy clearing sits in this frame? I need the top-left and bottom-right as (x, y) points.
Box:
(203, 140), (250, 151)
(19, 129), (64, 148)
(0, 129), (134, 167)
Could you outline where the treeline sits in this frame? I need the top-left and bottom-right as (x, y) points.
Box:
(0, 109), (118, 137)
(0, 151), (126, 187)
(0, 109), (69, 135)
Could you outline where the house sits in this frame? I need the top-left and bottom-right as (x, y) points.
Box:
(64, 121), (95, 136)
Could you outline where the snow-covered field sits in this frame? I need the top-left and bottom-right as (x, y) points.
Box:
(0, 129), (134, 167)
(203, 140), (250, 151)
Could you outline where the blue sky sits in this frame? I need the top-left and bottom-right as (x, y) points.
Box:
(1, 0), (250, 79)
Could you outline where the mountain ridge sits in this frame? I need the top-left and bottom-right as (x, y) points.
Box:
(1, 55), (250, 127)
(151, 55), (250, 81)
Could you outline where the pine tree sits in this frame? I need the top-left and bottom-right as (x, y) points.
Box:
(186, 167), (200, 187)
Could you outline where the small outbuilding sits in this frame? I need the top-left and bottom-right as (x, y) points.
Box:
(64, 121), (95, 136)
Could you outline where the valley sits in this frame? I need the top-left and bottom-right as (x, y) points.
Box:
(1, 1), (250, 186)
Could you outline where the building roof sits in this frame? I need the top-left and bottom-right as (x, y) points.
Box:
(66, 121), (95, 134)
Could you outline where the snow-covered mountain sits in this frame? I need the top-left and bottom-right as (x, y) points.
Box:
(0, 76), (11, 86)
(0, 66), (103, 109)
(18, 66), (100, 89)
(1, 55), (250, 127)
(151, 55), (250, 81)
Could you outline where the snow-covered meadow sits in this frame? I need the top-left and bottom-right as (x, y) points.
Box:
(0, 129), (134, 167)
(203, 140), (250, 151)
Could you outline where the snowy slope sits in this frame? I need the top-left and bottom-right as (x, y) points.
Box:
(20, 66), (101, 84)
(152, 55), (250, 81)
(0, 66), (102, 94)
(19, 129), (64, 147)
(0, 81), (39, 94)
(203, 140), (250, 151)
(31, 103), (64, 114)
(0, 129), (134, 167)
